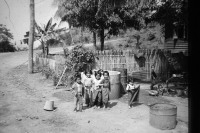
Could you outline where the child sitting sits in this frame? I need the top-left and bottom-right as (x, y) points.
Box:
(71, 75), (85, 112)
(126, 78), (140, 109)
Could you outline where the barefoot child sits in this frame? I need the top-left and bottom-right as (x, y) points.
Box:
(71, 75), (84, 112)
(126, 79), (140, 109)
(83, 70), (95, 107)
(99, 71), (111, 109)
(93, 71), (103, 109)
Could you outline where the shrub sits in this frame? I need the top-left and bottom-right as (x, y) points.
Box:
(63, 45), (95, 86)
(0, 41), (16, 52)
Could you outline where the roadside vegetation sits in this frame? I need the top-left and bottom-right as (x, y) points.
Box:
(0, 24), (16, 52)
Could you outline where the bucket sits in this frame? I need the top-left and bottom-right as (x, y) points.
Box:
(149, 103), (177, 130)
(112, 68), (127, 94)
(108, 71), (121, 100)
(44, 100), (54, 111)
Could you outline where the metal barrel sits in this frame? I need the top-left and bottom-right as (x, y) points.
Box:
(149, 103), (177, 130)
(108, 71), (121, 100)
(112, 68), (127, 94)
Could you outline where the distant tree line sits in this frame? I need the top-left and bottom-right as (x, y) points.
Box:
(0, 24), (16, 52)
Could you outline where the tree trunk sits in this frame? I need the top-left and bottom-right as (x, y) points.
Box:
(41, 41), (45, 54)
(46, 43), (49, 56)
(28, 0), (35, 74)
(100, 27), (104, 51)
(93, 31), (96, 49)
(81, 27), (84, 44)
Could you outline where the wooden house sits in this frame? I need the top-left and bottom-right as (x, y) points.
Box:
(164, 23), (188, 56)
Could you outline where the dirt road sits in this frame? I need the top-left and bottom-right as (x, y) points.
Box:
(0, 50), (188, 133)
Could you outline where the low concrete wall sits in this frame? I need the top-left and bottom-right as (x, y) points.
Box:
(35, 54), (56, 71)
(35, 54), (66, 73)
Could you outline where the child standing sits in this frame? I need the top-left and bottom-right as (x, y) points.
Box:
(150, 65), (157, 90)
(97, 69), (104, 80)
(126, 79), (140, 109)
(83, 70), (95, 107)
(71, 75), (84, 112)
(93, 71), (103, 109)
(99, 71), (111, 109)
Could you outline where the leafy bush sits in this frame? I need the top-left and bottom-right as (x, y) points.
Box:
(0, 41), (16, 52)
(63, 45), (95, 86)
(41, 65), (54, 79)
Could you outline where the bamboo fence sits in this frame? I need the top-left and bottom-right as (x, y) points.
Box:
(92, 49), (171, 81)
(35, 49), (171, 81)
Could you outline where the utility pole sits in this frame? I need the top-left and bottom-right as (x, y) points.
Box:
(28, 0), (35, 74)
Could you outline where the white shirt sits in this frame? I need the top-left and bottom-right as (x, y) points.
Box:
(126, 84), (136, 90)
(81, 72), (86, 83)
(93, 78), (103, 90)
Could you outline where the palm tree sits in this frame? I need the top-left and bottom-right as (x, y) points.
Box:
(35, 17), (56, 55)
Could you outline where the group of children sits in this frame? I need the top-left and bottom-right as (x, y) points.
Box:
(71, 68), (140, 112)
(70, 65), (161, 112)
(71, 69), (111, 112)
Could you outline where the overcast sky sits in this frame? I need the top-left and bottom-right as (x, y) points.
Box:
(0, 0), (58, 43)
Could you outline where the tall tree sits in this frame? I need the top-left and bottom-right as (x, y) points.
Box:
(28, 0), (35, 74)
(150, 0), (188, 35)
(53, 0), (157, 51)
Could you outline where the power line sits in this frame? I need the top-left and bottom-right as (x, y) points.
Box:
(35, 0), (45, 5)
(3, 0), (19, 38)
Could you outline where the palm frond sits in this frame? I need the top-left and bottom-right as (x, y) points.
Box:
(49, 23), (57, 31)
(45, 18), (53, 32)
(35, 21), (44, 34)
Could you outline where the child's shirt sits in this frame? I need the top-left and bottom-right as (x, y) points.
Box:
(81, 72), (86, 83)
(94, 78), (103, 90)
(71, 82), (84, 96)
(126, 84), (136, 91)
(83, 76), (94, 87)
(100, 78), (110, 91)
(100, 75), (104, 80)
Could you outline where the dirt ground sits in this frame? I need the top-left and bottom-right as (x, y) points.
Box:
(0, 50), (188, 133)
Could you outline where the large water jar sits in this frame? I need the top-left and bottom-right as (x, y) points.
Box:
(112, 68), (127, 94)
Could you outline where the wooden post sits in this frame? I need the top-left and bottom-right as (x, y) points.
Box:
(28, 0), (35, 74)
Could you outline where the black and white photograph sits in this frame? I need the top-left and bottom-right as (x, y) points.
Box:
(0, 0), (189, 133)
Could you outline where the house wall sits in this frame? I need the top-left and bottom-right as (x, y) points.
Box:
(164, 23), (188, 56)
